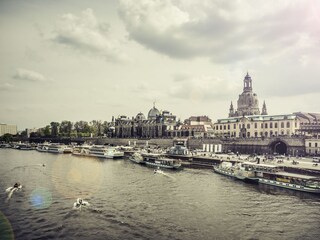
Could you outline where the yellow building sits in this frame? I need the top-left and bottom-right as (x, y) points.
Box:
(214, 114), (299, 138)
(305, 138), (320, 156)
(0, 124), (17, 136)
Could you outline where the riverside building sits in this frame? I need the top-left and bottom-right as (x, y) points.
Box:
(214, 72), (273, 138)
(213, 73), (320, 139)
(114, 105), (214, 139)
(114, 104), (177, 138)
(0, 123), (17, 136)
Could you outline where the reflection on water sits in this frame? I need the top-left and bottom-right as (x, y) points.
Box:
(0, 149), (319, 240)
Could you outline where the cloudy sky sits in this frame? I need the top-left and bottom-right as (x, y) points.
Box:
(1, 0), (319, 130)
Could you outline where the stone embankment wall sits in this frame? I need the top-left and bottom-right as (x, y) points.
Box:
(93, 136), (306, 155)
(222, 136), (305, 155)
(96, 138), (174, 148)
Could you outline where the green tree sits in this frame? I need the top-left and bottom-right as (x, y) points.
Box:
(74, 121), (90, 137)
(90, 120), (102, 137)
(44, 125), (51, 136)
(2, 133), (13, 142)
(60, 121), (73, 137)
(50, 122), (60, 137)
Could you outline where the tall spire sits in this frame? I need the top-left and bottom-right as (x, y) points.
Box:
(229, 101), (235, 117)
(261, 100), (268, 115)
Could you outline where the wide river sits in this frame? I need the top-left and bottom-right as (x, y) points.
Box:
(0, 149), (319, 240)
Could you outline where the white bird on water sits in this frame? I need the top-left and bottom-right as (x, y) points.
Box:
(73, 198), (90, 210)
(5, 182), (22, 201)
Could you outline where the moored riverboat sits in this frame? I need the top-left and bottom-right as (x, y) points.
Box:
(36, 143), (50, 152)
(72, 145), (91, 157)
(225, 162), (320, 194)
(213, 162), (236, 177)
(245, 162), (320, 194)
(88, 145), (124, 159)
(17, 143), (33, 150)
(213, 161), (257, 181)
(141, 152), (182, 169)
(47, 144), (71, 154)
(129, 152), (145, 164)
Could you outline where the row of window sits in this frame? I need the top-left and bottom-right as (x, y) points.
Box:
(308, 142), (319, 147)
(220, 130), (291, 138)
(301, 122), (320, 125)
(215, 121), (295, 131)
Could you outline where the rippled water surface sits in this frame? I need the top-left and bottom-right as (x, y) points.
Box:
(0, 149), (320, 240)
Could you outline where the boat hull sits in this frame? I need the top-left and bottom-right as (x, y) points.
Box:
(145, 162), (181, 169)
(258, 178), (320, 194)
(213, 166), (235, 178)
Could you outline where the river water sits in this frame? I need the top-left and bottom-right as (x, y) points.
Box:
(0, 149), (319, 240)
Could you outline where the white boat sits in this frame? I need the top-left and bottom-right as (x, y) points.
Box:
(243, 162), (320, 194)
(72, 145), (91, 156)
(36, 143), (50, 152)
(47, 144), (70, 154)
(214, 161), (320, 194)
(18, 144), (33, 150)
(88, 145), (124, 159)
(129, 152), (145, 164)
(213, 162), (236, 178)
(154, 168), (164, 174)
(63, 146), (73, 153)
(0, 143), (11, 148)
(141, 153), (182, 169)
(213, 161), (257, 182)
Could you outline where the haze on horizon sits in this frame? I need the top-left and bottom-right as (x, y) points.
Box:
(0, 0), (319, 130)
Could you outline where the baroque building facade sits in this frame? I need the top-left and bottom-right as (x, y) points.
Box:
(114, 105), (177, 138)
(214, 73), (320, 139)
(113, 105), (214, 139)
(214, 114), (300, 138)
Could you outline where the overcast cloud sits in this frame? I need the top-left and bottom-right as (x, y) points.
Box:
(0, 0), (319, 130)
(13, 68), (47, 82)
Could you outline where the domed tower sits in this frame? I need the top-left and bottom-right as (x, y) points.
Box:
(148, 103), (160, 120)
(135, 112), (146, 121)
(235, 72), (260, 116)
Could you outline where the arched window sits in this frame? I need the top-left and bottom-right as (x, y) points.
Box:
(281, 122), (284, 128)
(265, 123), (268, 128)
(270, 122), (273, 128)
(286, 122), (290, 128)
(247, 124), (250, 129)
(275, 123), (278, 128)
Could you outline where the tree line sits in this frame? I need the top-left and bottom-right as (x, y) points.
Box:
(32, 120), (114, 138)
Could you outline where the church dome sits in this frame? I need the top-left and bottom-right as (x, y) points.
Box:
(135, 112), (146, 121)
(148, 106), (160, 120)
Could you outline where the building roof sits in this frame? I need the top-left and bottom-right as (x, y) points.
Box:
(216, 114), (297, 124)
(294, 112), (320, 122)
